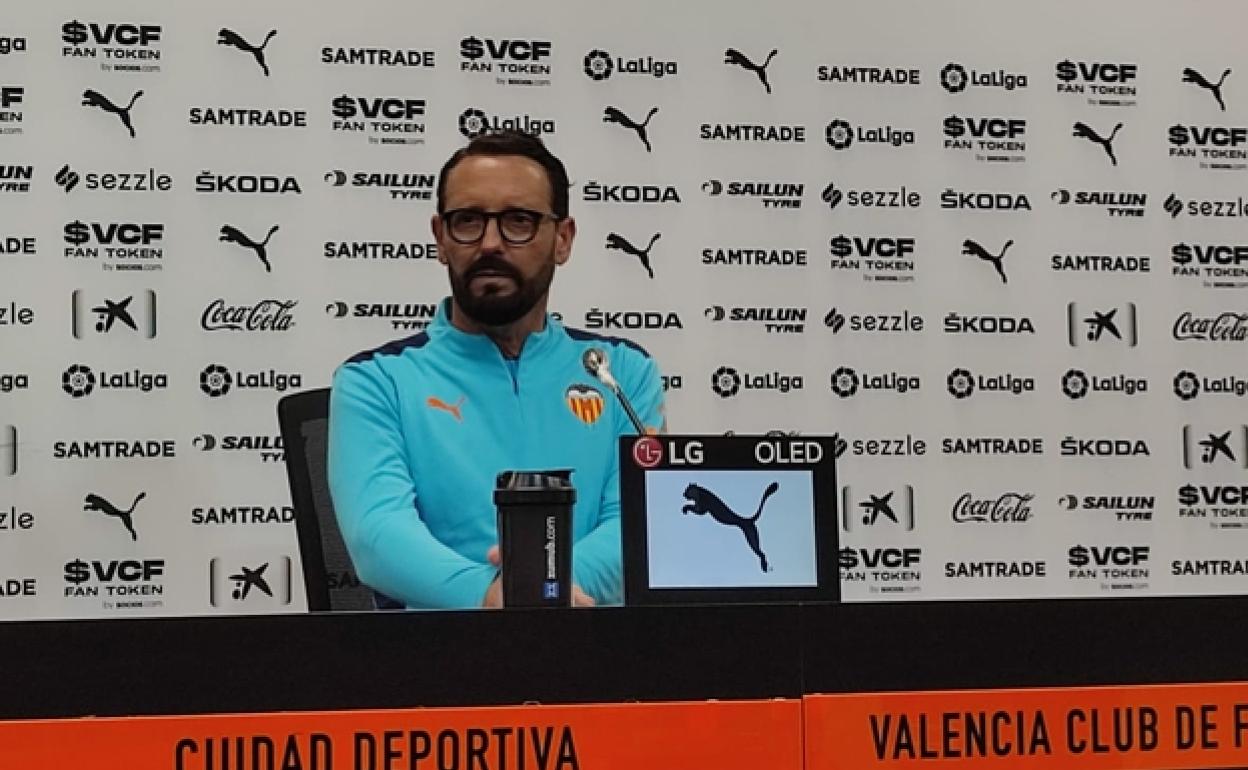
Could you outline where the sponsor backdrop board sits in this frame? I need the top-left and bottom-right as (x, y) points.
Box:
(1, 0), (1247, 618)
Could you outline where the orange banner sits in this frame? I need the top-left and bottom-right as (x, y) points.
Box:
(805, 682), (1248, 769)
(0, 699), (800, 770)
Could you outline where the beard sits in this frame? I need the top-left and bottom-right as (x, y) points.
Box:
(448, 252), (556, 327)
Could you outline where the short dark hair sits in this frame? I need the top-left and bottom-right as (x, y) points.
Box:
(436, 130), (570, 218)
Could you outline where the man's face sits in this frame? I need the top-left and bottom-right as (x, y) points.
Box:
(432, 154), (574, 327)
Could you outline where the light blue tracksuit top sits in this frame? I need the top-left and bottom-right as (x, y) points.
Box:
(328, 298), (664, 609)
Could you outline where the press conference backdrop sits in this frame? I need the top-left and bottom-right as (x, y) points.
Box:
(0, 0), (1245, 620)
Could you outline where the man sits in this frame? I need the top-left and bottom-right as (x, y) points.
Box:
(328, 131), (665, 610)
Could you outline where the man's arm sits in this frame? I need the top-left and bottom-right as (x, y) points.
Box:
(328, 362), (495, 609)
(573, 351), (665, 604)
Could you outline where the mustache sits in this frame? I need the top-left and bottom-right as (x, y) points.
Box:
(464, 256), (522, 283)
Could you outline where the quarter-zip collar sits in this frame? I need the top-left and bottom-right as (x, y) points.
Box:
(427, 297), (563, 368)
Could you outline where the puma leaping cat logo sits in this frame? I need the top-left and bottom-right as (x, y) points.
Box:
(84, 491), (145, 541)
(962, 238), (1012, 284)
(426, 395), (465, 422)
(682, 481), (779, 572)
(605, 232), (660, 279)
(1183, 67), (1231, 112)
(724, 48), (779, 94)
(1072, 121), (1123, 166)
(218, 28), (277, 77)
(82, 89), (143, 138)
(602, 106), (658, 152)
(219, 224), (279, 273)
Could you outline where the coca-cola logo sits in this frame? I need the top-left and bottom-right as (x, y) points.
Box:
(1173, 311), (1248, 342)
(201, 299), (297, 332)
(951, 492), (1034, 523)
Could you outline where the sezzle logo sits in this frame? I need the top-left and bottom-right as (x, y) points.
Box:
(943, 312), (1033, 335)
(829, 234), (916, 284)
(461, 37), (551, 86)
(1173, 311), (1248, 342)
(1060, 436), (1150, 457)
(199, 364), (301, 397)
(838, 547), (922, 595)
(63, 558), (164, 609)
(706, 306), (805, 334)
(1051, 188), (1144, 217)
(1183, 67), (1231, 112)
(1068, 303), (1137, 347)
(0, 300), (34, 328)
(0, 504), (34, 532)
(940, 188), (1030, 212)
(830, 366), (919, 398)
(951, 492), (1034, 524)
(71, 289), (157, 338)
(201, 299), (296, 332)
(1055, 60), (1137, 107)
(220, 224), (279, 273)
(1172, 242), (1248, 288)
(322, 45), (434, 68)
(701, 123), (804, 143)
(1059, 493), (1154, 522)
(193, 433), (285, 463)
(217, 28), (276, 76)
(583, 48), (676, 81)
(824, 119), (914, 150)
(840, 486), (915, 532)
(0, 165), (31, 192)
(1169, 124), (1248, 172)
(725, 48), (778, 93)
(61, 364), (167, 397)
(704, 180), (802, 209)
(961, 238), (1011, 284)
(603, 106), (659, 152)
(1060, 368), (1147, 399)
(325, 241), (437, 262)
(1072, 121), (1123, 166)
(63, 220), (162, 272)
(943, 115), (1026, 163)
(849, 434), (925, 458)
(55, 164), (172, 194)
(458, 107), (554, 139)
(940, 62), (1027, 93)
(585, 308), (682, 331)
(1180, 425), (1248, 470)
(331, 94), (425, 146)
(605, 232), (660, 278)
(703, 245), (806, 269)
(826, 308), (924, 334)
(1179, 484), (1248, 529)
(189, 106), (307, 129)
(583, 181), (681, 205)
(326, 301), (437, 331)
(62, 20), (161, 73)
(711, 366), (801, 398)
(325, 170), (434, 202)
(195, 171), (301, 195)
(0, 85), (23, 135)
(825, 182), (920, 211)
(946, 368), (1034, 399)
(1173, 370), (1248, 400)
(1068, 544), (1149, 591)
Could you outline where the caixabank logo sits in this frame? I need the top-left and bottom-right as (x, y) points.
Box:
(61, 364), (167, 398)
(705, 305), (805, 334)
(195, 171), (301, 195)
(939, 188), (1029, 213)
(939, 62), (1027, 93)
(1055, 59), (1138, 107)
(943, 115), (1026, 163)
(1051, 188), (1145, 217)
(71, 289), (157, 338)
(1169, 124), (1248, 172)
(829, 234), (916, 284)
(825, 308), (924, 335)
(1067, 544), (1149, 592)
(199, 364), (302, 398)
(201, 299), (296, 333)
(1180, 425), (1248, 470)
(460, 36), (550, 86)
(703, 244), (806, 269)
(816, 64), (920, 86)
(1059, 368), (1147, 399)
(824, 118), (914, 150)
(209, 556), (292, 610)
(63, 220), (162, 272)
(0, 85), (23, 135)
(1174, 310), (1248, 343)
(1171, 241), (1248, 289)
(324, 170), (435, 202)
(322, 44), (434, 69)
(192, 504), (293, 526)
(1173, 370), (1248, 401)
(710, 366), (802, 398)
(63, 558), (164, 610)
(839, 486), (915, 533)
(326, 300), (437, 331)
(324, 239), (437, 263)
(1067, 302), (1138, 347)
(945, 367), (1035, 399)
(61, 19), (161, 73)
(704, 180), (803, 209)
(838, 547), (921, 595)
(1178, 484), (1248, 530)
(193, 433), (285, 464)
(583, 48), (677, 81)
(458, 107), (553, 139)
(55, 163), (172, 194)
(830, 366), (920, 398)
(826, 182), (921, 212)
(331, 94), (425, 146)
(0, 164), (31, 192)
(1059, 493), (1155, 522)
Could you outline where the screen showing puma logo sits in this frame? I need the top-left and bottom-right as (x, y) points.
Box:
(1072, 121), (1122, 166)
(82, 89), (143, 138)
(602, 106), (658, 152)
(220, 224), (279, 272)
(961, 238), (1011, 284)
(682, 481), (778, 572)
(218, 28), (277, 77)
(426, 395), (465, 422)
(605, 232), (660, 279)
(724, 47), (778, 93)
(1183, 67), (1231, 112)
(83, 491), (145, 541)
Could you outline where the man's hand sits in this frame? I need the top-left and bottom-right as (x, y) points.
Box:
(483, 545), (596, 608)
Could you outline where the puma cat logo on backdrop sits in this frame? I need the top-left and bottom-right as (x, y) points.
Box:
(724, 48), (778, 93)
(218, 28), (277, 76)
(605, 232), (660, 279)
(84, 491), (145, 541)
(682, 481), (779, 572)
(961, 238), (1012, 284)
(219, 224), (279, 272)
(602, 106), (659, 152)
(82, 89), (143, 138)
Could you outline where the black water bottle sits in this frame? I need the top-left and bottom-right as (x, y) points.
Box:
(493, 470), (576, 608)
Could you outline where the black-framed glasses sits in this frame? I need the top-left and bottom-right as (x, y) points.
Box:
(441, 208), (561, 245)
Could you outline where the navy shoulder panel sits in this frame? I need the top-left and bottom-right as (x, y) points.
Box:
(564, 327), (651, 358)
(344, 332), (431, 366)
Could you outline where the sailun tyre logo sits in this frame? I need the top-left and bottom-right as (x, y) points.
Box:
(584, 50), (613, 80)
(62, 364), (96, 397)
(458, 108), (488, 138)
(1062, 369), (1090, 399)
(830, 367), (859, 398)
(1174, 370), (1200, 401)
(200, 364), (232, 397)
(947, 368), (974, 399)
(825, 119), (853, 150)
(941, 63), (969, 93)
(712, 366), (741, 398)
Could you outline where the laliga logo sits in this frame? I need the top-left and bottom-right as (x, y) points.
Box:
(583, 50), (613, 80)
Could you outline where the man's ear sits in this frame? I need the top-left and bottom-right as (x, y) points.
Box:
(554, 216), (576, 266)
(431, 214), (448, 265)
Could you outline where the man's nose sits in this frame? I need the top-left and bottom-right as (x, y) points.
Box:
(478, 216), (506, 252)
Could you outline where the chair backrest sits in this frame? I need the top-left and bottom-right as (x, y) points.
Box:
(277, 388), (376, 612)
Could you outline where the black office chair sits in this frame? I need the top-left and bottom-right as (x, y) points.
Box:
(277, 388), (379, 611)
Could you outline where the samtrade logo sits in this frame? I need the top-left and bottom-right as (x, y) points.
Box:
(583, 49), (613, 80)
(712, 366), (741, 398)
(1073, 121), (1123, 166)
(1183, 67), (1231, 112)
(1068, 302), (1137, 347)
(62, 364), (95, 397)
(200, 364), (232, 397)
(217, 28), (277, 76)
(724, 47), (778, 93)
(940, 63), (968, 93)
(603, 106), (658, 152)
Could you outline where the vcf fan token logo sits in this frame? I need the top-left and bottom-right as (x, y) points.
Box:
(200, 364), (232, 397)
(565, 384), (604, 425)
(583, 49), (613, 80)
(632, 436), (663, 468)
(712, 366), (742, 398)
(940, 63), (969, 93)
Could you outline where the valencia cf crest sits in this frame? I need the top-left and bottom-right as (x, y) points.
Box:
(565, 384), (605, 425)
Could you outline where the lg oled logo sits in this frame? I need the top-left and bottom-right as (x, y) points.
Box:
(1067, 303), (1138, 347)
(461, 37), (551, 86)
(940, 62), (1027, 93)
(458, 107), (554, 139)
(583, 48), (677, 81)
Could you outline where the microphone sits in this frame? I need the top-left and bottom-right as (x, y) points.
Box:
(582, 348), (646, 435)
